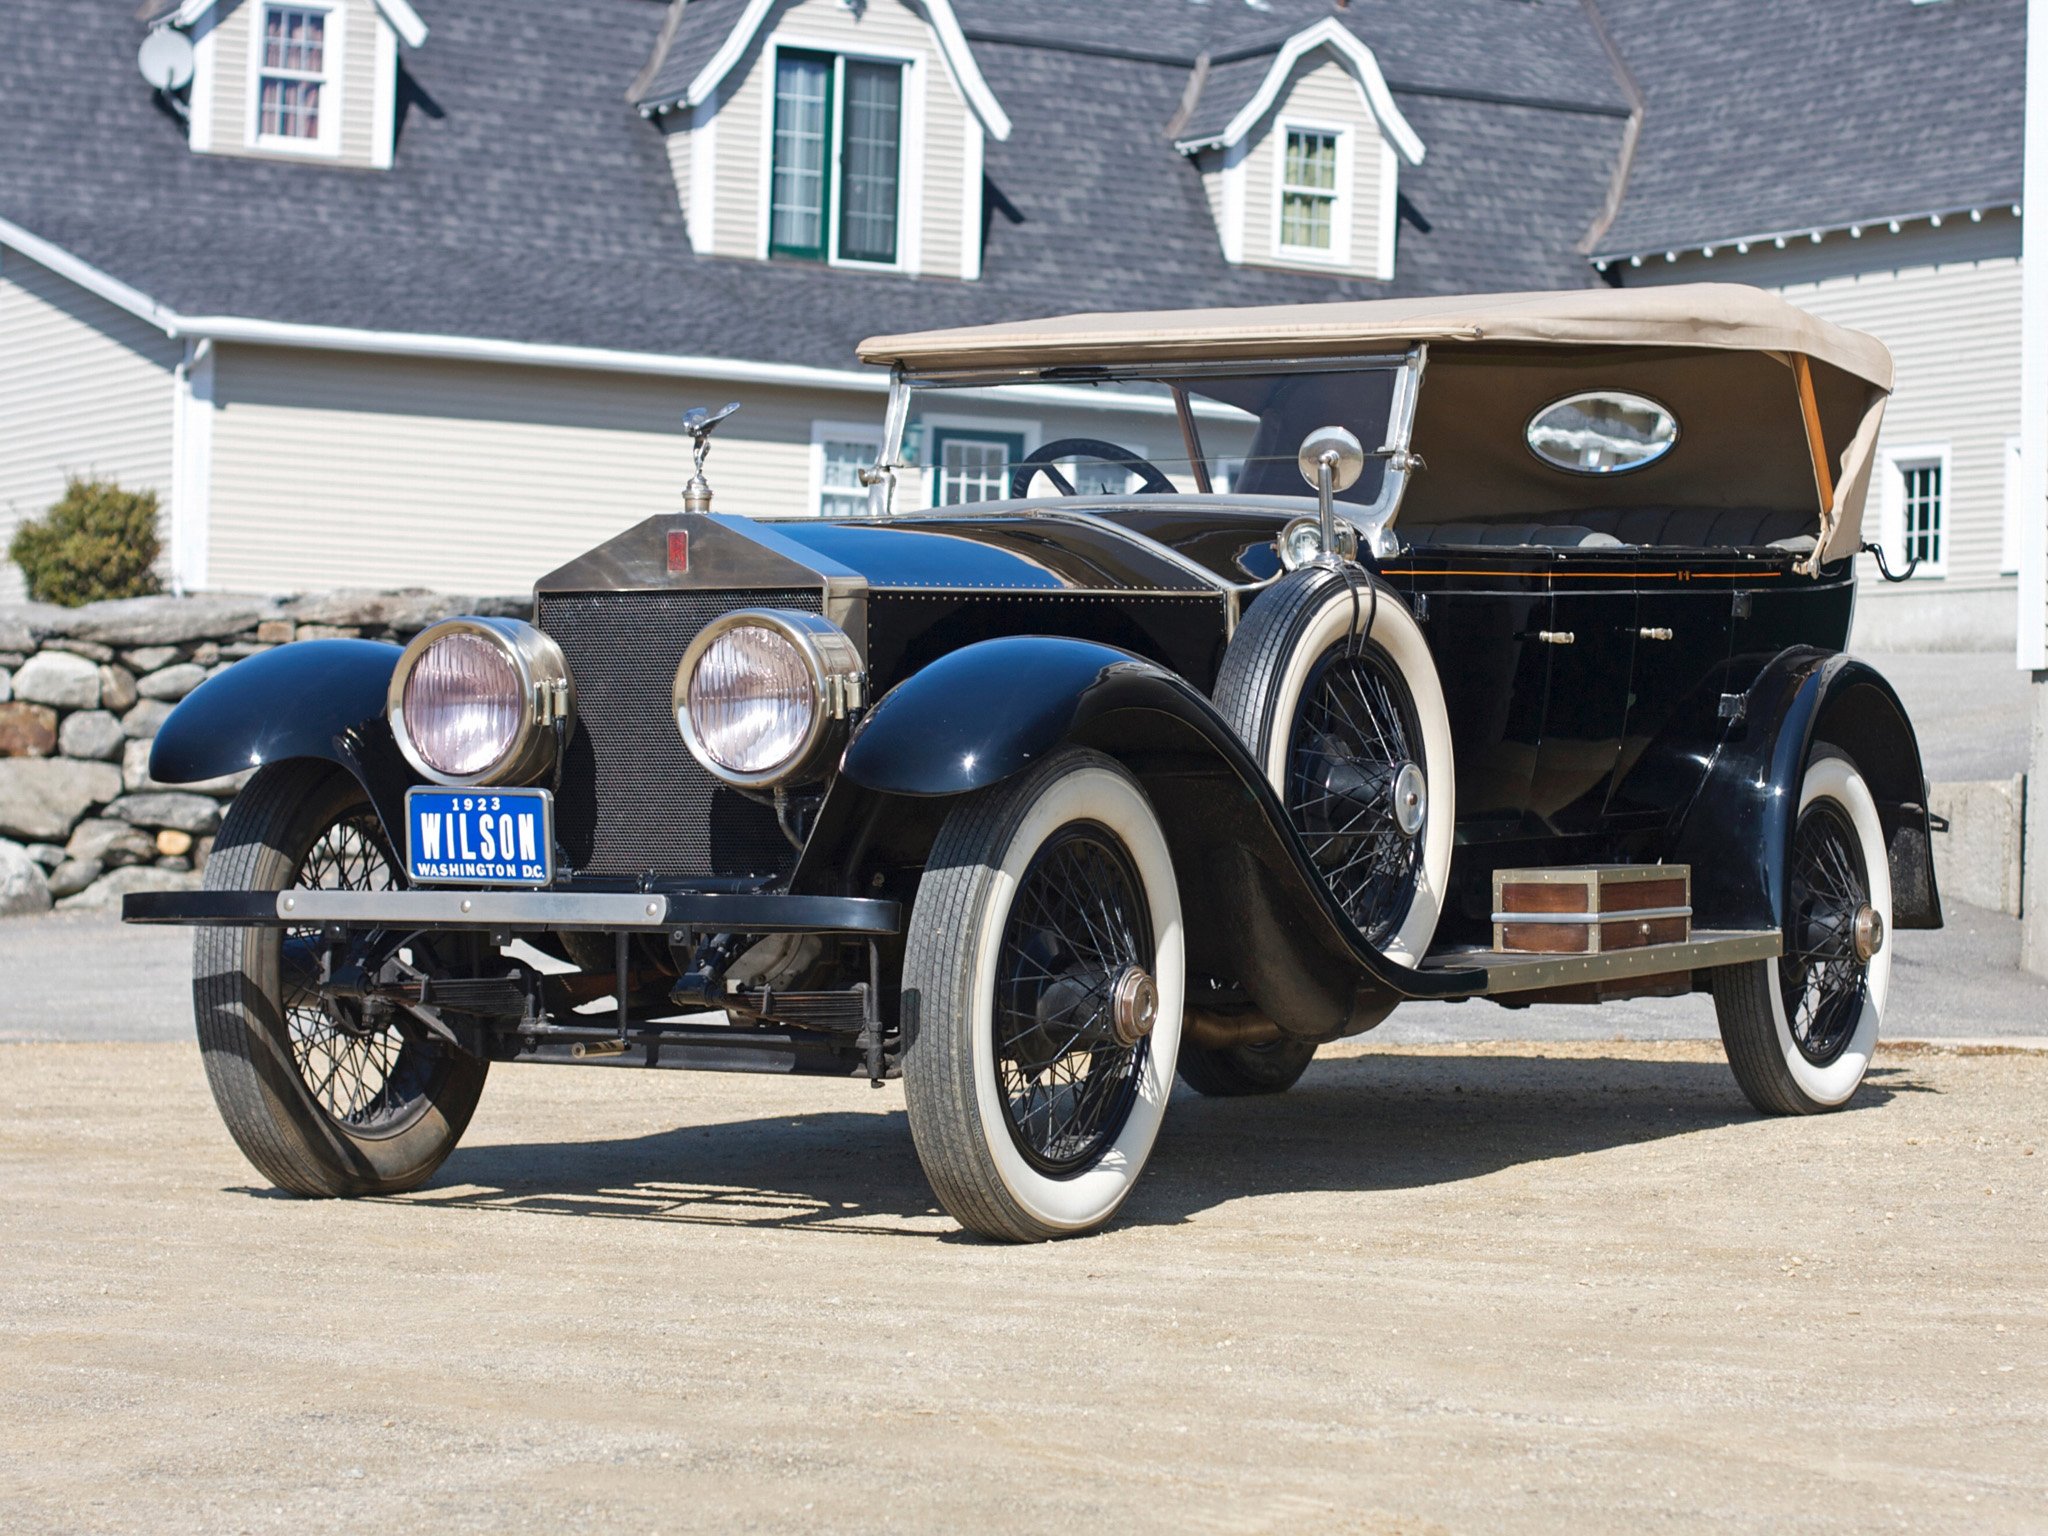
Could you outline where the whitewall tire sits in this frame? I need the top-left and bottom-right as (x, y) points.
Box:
(1713, 748), (1892, 1114)
(901, 748), (1185, 1241)
(1212, 567), (1454, 968)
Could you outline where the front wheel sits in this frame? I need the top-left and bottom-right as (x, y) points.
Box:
(193, 763), (488, 1196)
(1712, 747), (1893, 1114)
(901, 748), (1185, 1241)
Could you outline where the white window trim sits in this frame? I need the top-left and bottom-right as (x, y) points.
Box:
(369, 9), (397, 169)
(1271, 117), (1352, 268)
(245, 1), (346, 159)
(1878, 442), (1952, 579)
(758, 34), (926, 276)
(810, 418), (884, 518)
(2003, 434), (2023, 575)
(1375, 138), (1399, 281)
(919, 410), (1041, 507)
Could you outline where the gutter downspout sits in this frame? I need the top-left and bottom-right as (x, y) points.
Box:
(1574, 0), (1645, 263)
(168, 336), (213, 597)
(2020, 0), (2047, 973)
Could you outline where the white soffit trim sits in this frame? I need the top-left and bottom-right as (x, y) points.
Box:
(0, 216), (885, 393)
(680, 0), (1011, 140)
(1175, 18), (1425, 167)
(162, 0), (427, 48)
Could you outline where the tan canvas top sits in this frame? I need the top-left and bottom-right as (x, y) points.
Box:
(858, 283), (1894, 390)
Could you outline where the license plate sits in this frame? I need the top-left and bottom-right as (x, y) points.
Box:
(404, 788), (554, 887)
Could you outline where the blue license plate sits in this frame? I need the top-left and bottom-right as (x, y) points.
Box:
(404, 787), (553, 887)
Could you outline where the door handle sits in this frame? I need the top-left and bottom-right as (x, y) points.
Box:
(1536, 630), (1576, 646)
(1638, 627), (1674, 641)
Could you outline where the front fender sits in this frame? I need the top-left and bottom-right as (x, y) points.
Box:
(149, 639), (415, 836)
(820, 636), (1479, 1025)
(1674, 648), (1942, 933)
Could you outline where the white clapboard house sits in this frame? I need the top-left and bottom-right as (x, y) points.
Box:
(0, 0), (2024, 649)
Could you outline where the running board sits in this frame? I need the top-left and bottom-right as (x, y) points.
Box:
(1420, 928), (1780, 997)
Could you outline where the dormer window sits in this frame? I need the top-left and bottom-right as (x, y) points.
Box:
(247, 2), (343, 155)
(256, 7), (328, 142)
(769, 49), (905, 267)
(1279, 128), (1343, 257)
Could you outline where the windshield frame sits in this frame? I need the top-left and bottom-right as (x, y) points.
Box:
(866, 346), (1431, 553)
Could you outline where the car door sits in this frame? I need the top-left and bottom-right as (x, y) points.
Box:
(1604, 566), (1735, 823)
(1527, 552), (1638, 835)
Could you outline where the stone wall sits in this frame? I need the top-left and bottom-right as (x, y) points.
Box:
(0, 591), (523, 915)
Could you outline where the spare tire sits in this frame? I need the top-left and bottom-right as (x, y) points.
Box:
(1212, 566), (1454, 968)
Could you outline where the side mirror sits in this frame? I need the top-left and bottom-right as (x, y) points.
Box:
(1296, 425), (1366, 568)
(1297, 426), (1366, 494)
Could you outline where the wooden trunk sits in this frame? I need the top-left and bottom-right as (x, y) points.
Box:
(1492, 865), (1692, 955)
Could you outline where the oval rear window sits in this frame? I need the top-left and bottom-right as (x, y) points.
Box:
(1526, 390), (1678, 475)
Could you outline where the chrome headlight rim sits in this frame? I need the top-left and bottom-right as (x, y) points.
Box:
(1277, 515), (1361, 572)
(386, 617), (574, 788)
(674, 609), (865, 790)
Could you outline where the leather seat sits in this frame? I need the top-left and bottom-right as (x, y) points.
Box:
(1403, 521), (1622, 550)
(1399, 506), (1817, 552)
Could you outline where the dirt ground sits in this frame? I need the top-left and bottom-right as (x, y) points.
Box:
(1, 1037), (2042, 1535)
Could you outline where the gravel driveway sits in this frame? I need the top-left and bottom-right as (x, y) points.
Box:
(1, 1037), (2041, 1533)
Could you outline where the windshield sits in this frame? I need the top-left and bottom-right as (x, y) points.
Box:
(887, 364), (1405, 512)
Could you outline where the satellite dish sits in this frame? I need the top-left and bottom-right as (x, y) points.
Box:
(137, 28), (196, 93)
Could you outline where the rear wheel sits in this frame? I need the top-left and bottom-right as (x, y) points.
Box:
(901, 749), (1184, 1241)
(193, 763), (487, 1195)
(1713, 747), (1892, 1114)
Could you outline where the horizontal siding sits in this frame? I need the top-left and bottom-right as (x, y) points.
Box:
(0, 251), (179, 603)
(207, 349), (832, 592)
(201, 348), (1251, 591)
(1785, 258), (2022, 591)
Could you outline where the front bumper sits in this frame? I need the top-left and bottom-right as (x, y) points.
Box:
(122, 888), (900, 935)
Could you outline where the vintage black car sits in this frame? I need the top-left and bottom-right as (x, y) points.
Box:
(127, 285), (1940, 1242)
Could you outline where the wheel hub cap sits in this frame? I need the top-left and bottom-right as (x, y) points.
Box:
(1391, 761), (1427, 839)
(1110, 966), (1159, 1047)
(1852, 903), (1885, 963)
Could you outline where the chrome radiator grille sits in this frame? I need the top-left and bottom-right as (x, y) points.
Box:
(537, 589), (820, 883)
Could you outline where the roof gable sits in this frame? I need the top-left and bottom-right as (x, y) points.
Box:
(146, 0), (429, 49)
(635, 0), (1011, 138)
(1174, 17), (1426, 165)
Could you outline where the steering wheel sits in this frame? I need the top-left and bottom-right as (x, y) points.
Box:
(1009, 438), (1178, 498)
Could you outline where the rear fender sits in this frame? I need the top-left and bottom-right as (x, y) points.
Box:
(807, 636), (1474, 1026)
(148, 639), (415, 837)
(1673, 648), (1941, 932)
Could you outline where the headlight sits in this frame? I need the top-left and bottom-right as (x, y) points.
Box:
(1277, 515), (1359, 572)
(675, 610), (864, 788)
(387, 618), (573, 786)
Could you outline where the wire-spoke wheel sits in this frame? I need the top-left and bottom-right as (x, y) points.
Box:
(1286, 643), (1428, 948)
(1213, 567), (1454, 974)
(193, 763), (488, 1196)
(1714, 747), (1892, 1114)
(902, 748), (1184, 1241)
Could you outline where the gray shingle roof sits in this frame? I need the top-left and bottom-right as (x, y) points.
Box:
(0, 0), (1623, 375)
(1595, 0), (2024, 258)
(637, 0), (1634, 115)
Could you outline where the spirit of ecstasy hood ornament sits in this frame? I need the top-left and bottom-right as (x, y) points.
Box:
(681, 401), (740, 513)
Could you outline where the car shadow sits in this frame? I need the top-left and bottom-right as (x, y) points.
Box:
(334, 1052), (1925, 1240)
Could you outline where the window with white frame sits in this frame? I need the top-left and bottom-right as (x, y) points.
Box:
(928, 428), (1025, 505)
(770, 50), (905, 266)
(1279, 127), (1342, 255)
(1882, 446), (1948, 577)
(254, 6), (332, 146)
(814, 426), (881, 517)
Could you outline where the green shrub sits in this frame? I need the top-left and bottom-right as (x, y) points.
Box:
(8, 475), (165, 606)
